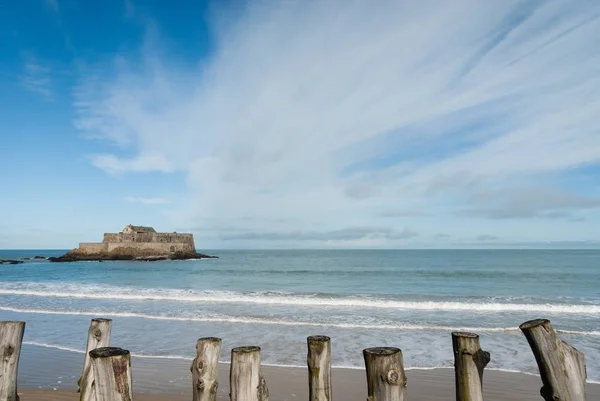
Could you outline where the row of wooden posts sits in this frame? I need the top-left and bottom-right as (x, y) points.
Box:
(0, 318), (588, 401)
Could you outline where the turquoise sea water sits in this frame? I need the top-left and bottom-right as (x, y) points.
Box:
(0, 249), (598, 380)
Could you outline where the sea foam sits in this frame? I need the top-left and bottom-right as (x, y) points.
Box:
(2, 305), (599, 336)
(0, 282), (598, 314)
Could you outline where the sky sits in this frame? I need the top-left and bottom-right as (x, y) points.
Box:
(1, 0), (600, 249)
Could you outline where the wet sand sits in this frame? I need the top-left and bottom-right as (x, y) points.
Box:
(17, 344), (600, 400)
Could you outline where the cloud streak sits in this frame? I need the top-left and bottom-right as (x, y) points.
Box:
(476, 234), (499, 241)
(124, 196), (171, 205)
(462, 187), (600, 219)
(221, 227), (418, 241)
(45, 0), (59, 13)
(20, 59), (53, 99)
(88, 154), (173, 175)
(72, 0), (600, 246)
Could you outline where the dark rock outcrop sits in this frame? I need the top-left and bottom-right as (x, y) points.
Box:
(49, 249), (217, 263)
(19, 256), (47, 261)
(0, 259), (24, 265)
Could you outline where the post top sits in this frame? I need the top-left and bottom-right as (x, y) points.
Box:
(232, 346), (261, 353)
(363, 347), (401, 356)
(451, 331), (479, 338)
(197, 337), (222, 343)
(89, 347), (130, 358)
(307, 335), (331, 342)
(0, 321), (25, 325)
(91, 318), (112, 323)
(519, 319), (551, 330)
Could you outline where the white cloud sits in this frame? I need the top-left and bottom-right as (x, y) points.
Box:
(124, 0), (135, 18)
(73, 0), (600, 246)
(20, 59), (53, 99)
(476, 234), (499, 241)
(462, 187), (600, 219)
(45, 0), (59, 13)
(124, 196), (171, 205)
(88, 154), (173, 174)
(221, 227), (418, 241)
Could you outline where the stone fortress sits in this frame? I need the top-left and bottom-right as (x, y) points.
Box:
(50, 224), (214, 262)
(78, 224), (196, 255)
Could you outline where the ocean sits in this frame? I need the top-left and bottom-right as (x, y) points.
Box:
(0, 249), (598, 382)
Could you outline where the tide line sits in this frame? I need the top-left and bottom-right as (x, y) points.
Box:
(0, 287), (599, 314)
(19, 342), (600, 383)
(2, 305), (599, 336)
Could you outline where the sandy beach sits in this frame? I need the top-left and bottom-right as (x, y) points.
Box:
(15, 344), (600, 401)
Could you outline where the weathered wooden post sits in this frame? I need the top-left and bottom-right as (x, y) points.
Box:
(363, 347), (407, 401)
(192, 337), (222, 401)
(307, 335), (332, 401)
(89, 347), (133, 401)
(230, 346), (269, 401)
(79, 318), (112, 401)
(520, 319), (587, 401)
(0, 321), (25, 401)
(452, 332), (490, 401)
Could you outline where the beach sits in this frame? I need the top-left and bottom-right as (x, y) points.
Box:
(15, 343), (600, 400)
(1, 249), (599, 399)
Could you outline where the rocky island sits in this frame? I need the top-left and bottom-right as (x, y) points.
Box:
(49, 225), (216, 262)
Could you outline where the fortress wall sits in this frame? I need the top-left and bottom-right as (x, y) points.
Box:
(152, 233), (195, 248)
(79, 243), (107, 253)
(102, 232), (194, 245)
(97, 231), (196, 254)
(133, 232), (155, 243)
(106, 242), (194, 253)
(103, 233), (121, 243)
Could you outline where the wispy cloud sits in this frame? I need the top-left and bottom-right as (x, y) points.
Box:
(45, 0), (59, 13)
(124, 0), (135, 18)
(462, 187), (600, 219)
(477, 234), (499, 241)
(221, 227), (418, 241)
(124, 196), (171, 205)
(380, 210), (428, 218)
(20, 59), (53, 99)
(88, 154), (173, 175)
(72, 0), (600, 245)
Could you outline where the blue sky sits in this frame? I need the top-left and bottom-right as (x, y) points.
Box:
(1, 0), (600, 249)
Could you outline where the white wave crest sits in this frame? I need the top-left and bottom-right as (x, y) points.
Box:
(24, 341), (85, 354)
(0, 283), (598, 314)
(2, 305), (599, 336)
(0, 305), (515, 332)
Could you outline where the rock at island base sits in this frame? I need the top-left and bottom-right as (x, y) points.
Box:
(0, 259), (24, 265)
(49, 249), (217, 262)
(19, 256), (48, 261)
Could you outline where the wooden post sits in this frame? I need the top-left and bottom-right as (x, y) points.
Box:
(89, 347), (133, 401)
(363, 347), (407, 401)
(452, 332), (490, 401)
(230, 346), (269, 401)
(192, 337), (222, 401)
(307, 336), (331, 401)
(79, 318), (112, 401)
(520, 319), (587, 401)
(0, 321), (25, 401)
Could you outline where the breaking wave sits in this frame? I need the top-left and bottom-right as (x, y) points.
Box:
(2, 305), (599, 336)
(0, 282), (598, 314)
